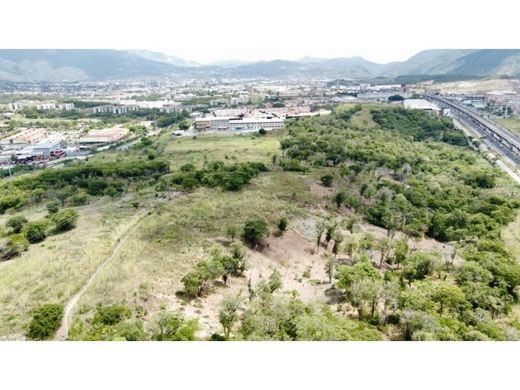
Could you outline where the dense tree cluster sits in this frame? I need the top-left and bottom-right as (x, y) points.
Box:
(0, 160), (169, 214)
(170, 161), (267, 192)
(282, 106), (519, 242)
(278, 105), (520, 340)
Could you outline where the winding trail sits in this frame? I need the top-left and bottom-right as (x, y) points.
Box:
(54, 210), (150, 340)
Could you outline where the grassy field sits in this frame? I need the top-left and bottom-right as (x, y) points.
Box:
(0, 199), (134, 338)
(0, 131), (316, 338)
(497, 118), (520, 137)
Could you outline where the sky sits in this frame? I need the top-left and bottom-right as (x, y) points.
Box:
(1, 0), (518, 64)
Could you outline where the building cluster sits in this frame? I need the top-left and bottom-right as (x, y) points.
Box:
(92, 104), (140, 115)
(0, 124), (131, 167)
(4, 101), (75, 111)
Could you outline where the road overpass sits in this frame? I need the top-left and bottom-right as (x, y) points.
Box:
(426, 95), (520, 164)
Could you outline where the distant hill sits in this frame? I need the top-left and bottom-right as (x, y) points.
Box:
(0, 49), (519, 82)
(129, 50), (200, 68)
(381, 49), (520, 78)
(0, 49), (182, 82)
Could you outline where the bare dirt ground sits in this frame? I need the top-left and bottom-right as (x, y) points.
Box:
(169, 229), (331, 338)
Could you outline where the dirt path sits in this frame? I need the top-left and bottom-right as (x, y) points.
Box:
(54, 210), (150, 340)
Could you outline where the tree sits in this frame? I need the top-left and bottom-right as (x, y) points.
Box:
(315, 220), (326, 252)
(268, 269), (283, 293)
(242, 218), (269, 246)
(377, 238), (391, 267)
(334, 191), (346, 208)
(401, 310), (439, 341)
(349, 278), (383, 319)
(320, 174), (333, 187)
(393, 238), (409, 268)
(6, 215), (28, 233)
(432, 282), (466, 315)
(219, 295), (242, 338)
(277, 217), (288, 233)
(182, 271), (204, 297)
(26, 304), (64, 340)
(359, 232), (376, 258)
(337, 260), (380, 292)
(153, 309), (198, 341)
(178, 120), (190, 130)
(332, 233), (344, 257)
(325, 225), (336, 244)
(226, 225), (238, 242)
(388, 94), (405, 102)
(325, 255), (335, 284)
(343, 237), (359, 261)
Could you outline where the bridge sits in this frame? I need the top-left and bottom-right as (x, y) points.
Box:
(426, 95), (520, 164)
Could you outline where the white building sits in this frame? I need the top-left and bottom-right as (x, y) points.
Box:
(195, 116), (285, 132)
(159, 103), (183, 113)
(36, 103), (57, 110)
(57, 103), (75, 110)
(195, 117), (231, 131)
(92, 105), (139, 115)
(404, 99), (441, 114)
(229, 118), (285, 131)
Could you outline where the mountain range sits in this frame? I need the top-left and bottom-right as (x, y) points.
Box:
(0, 49), (519, 82)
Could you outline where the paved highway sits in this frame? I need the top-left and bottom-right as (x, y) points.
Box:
(427, 95), (520, 165)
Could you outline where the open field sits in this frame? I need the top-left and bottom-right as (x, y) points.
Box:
(163, 132), (281, 167)
(497, 118), (520, 137)
(413, 78), (520, 93)
(0, 199), (130, 338)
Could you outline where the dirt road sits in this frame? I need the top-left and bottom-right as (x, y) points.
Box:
(54, 210), (150, 340)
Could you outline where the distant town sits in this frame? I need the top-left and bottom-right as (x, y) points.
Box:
(2, 76), (519, 171)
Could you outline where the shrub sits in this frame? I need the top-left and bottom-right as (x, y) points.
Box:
(242, 218), (269, 245)
(1, 233), (29, 260)
(93, 304), (132, 326)
(6, 215), (28, 233)
(51, 208), (79, 233)
(26, 304), (64, 340)
(320, 174), (333, 187)
(46, 199), (61, 214)
(24, 220), (49, 243)
(65, 192), (89, 206)
(277, 217), (288, 233)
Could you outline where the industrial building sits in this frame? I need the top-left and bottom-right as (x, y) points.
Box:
(195, 116), (285, 132)
(79, 127), (129, 144)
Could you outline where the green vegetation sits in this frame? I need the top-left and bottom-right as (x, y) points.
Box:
(170, 161), (267, 191)
(182, 244), (248, 297)
(242, 218), (270, 245)
(26, 304), (64, 340)
(4, 102), (520, 341)
(0, 159), (169, 214)
(69, 304), (198, 341)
